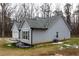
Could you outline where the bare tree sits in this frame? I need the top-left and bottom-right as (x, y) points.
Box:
(0, 3), (7, 37)
(53, 4), (63, 16)
(0, 3), (16, 37)
(64, 3), (72, 26)
(40, 3), (52, 18)
(73, 4), (79, 35)
(35, 5), (40, 17)
(22, 3), (35, 19)
(55, 3), (61, 11)
(14, 3), (36, 22)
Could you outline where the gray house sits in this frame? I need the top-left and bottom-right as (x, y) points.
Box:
(11, 15), (71, 45)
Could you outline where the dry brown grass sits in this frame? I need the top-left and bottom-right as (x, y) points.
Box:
(0, 38), (79, 56)
(0, 38), (58, 56)
(0, 45), (56, 56)
(54, 48), (79, 56)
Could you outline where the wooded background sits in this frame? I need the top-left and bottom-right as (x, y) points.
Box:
(0, 3), (79, 37)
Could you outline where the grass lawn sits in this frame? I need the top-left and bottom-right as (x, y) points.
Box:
(0, 37), (79, 56)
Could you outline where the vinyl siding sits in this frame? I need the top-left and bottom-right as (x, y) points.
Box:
(12, 23), (19, 39)
(32, 18), (70, 44)
(20, 21), (31, 44)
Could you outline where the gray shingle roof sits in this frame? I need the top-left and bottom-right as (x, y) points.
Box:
(13, 15), (71, 31)
(26, 18), (48, 29)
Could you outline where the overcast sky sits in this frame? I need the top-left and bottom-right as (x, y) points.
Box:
(0, 0), (79, 3)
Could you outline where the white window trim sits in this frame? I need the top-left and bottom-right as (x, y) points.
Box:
(22, 31), (29, 40)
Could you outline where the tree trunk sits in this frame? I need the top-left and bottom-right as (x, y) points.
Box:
(1, 4), (5, 37)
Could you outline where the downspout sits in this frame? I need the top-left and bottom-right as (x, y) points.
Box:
(31, 29), (33, 46)
(19, 29), (21, 39)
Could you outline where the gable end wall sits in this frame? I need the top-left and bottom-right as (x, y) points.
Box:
(32, 18), (70, 44)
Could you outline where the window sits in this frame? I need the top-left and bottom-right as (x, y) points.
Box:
(22, 31), (29, 40)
